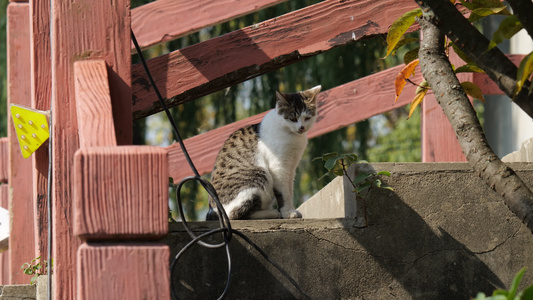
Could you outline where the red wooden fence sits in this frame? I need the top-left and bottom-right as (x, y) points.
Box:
(0, 0), (522, 299)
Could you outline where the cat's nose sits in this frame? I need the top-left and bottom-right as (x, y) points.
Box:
(298, 126), (305, 132)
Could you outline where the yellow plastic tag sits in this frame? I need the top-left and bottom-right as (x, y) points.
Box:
(10, 104), (50, 159)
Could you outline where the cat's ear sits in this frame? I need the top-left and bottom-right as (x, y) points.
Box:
(303, 85), (321, 102)
(275, 91), (289, 105)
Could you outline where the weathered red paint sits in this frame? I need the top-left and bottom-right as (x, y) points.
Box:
(51, 0), (132, 298)
(77, 243), (170, 300)
(7, 2), (36, 284)
(30, 0), (52, 260)
(74, 61), (118, 148)
(131, 0), (420, 119)
(74, 146), (168, 240)
(0, 185), (9, 285)
(131, 0), (287, 50)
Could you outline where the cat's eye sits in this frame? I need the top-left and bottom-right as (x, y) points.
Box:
(289, 117), (297, 122)
(304, 117), (311, 121)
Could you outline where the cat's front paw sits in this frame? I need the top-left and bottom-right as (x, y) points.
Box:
(282, 209), (302, 219)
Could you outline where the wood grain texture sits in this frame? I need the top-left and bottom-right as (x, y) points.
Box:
(131, 0), (419, 119)
(0, 138), (8, 183)
(131, 0), (287, 50)
(77, 242), (170, 300)
(74, 60), (117, 148)
(74, 146), (168, 240)
(0, 185), (9, 285)
(7, 3), (36, 284)
(51, 1), (131, 298)
(166, 64), (421, 181)
(30, 0), (52, 262)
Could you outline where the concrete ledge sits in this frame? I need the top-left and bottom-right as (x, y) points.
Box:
(163, 162), (533, 300)
(0, 284), (35, 299)
(503, 137), (533, 162)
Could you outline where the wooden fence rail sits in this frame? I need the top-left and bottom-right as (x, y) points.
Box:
(130, 0), (420, 119)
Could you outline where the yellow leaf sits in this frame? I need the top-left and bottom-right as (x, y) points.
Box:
(408, 89), (427, 119)
(395, 59), (419, 103)
(385, 8), (422, 57)
(415, 80), (430, 95)
(515, 51), (533, 97)
(461, 81), (485, 102)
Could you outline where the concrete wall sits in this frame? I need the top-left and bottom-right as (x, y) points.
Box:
(163, 162), (533, 300)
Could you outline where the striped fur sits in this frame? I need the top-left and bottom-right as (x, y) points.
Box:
(207, 86), (321, 220)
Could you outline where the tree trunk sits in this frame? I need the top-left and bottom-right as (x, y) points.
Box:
(414, 0), (533, 118)
(417, 10), (533, 232)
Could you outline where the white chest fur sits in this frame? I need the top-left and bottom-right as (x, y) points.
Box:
(256, 110), (308, 172)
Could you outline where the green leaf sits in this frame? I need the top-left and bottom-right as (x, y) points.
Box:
(508, 267), (526, 300)
(450, 41), (475, 65)
(520, 284), (533, 300)
(403, 47), (420, 65)
(332, 167), (345, 177)
(515, 51), (533, 97)
(354, 182), (372, 194)
(353, 172), (371, 184)
(377, 171), (391, 177)
(343, 153), (358, 165)
(455, 64), (485, 74)
(468, 6), (509, 23)
(386, 8), (422, 57)
(324, 156), (341, 171)
(381, 186), (394, 191)
(459, 0), (507, 10)
(373, 179), (382, 188)
(461, 81), (485, 102)
(473, 292), (488, 300)
(313, 152), (339, 162)
(487, 15), (523, 52)
(389, 37), (419, 56)
(492, 289), (509, 296)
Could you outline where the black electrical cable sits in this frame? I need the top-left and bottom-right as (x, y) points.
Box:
(131, 30), (309, 300)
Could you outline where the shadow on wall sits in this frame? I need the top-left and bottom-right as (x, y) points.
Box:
(163, 163), (520, 299)
(344, 185), (505, 299)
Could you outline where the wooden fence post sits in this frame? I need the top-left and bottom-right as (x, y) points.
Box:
(29, 0), (52, 261)
(73, 60), (170, 300)
(50, 1), (132, 298)
(0, 138), (9, 285)
(7, 2), (36, 284)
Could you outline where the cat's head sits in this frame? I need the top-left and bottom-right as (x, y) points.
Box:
(275, 85), (321, 134)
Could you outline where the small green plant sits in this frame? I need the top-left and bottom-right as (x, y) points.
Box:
(314, 152), (392, 226)
(21, 256), (50, 285)
(474, 268), (533, 300)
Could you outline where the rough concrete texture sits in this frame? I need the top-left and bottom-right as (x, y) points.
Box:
(0, 284), (35, 299)
(298, 170), (356, 220)
(503, 137), (533, 162)
(35, 276), (47, 300)
(163, 162), (533, 300)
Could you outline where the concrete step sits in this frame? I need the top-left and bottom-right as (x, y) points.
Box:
(0, 276), (47, 300)
(164, 162), (533, 300)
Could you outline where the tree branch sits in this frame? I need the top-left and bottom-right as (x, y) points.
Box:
(507, 0), (533, 41)
(414, 0), (533, 119)
(417, 9), (533, 232)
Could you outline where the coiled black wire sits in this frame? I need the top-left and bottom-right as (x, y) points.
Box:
(131, 30), (309, 300)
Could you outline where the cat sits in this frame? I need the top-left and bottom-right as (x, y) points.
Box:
(206, 85), (321, 220)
